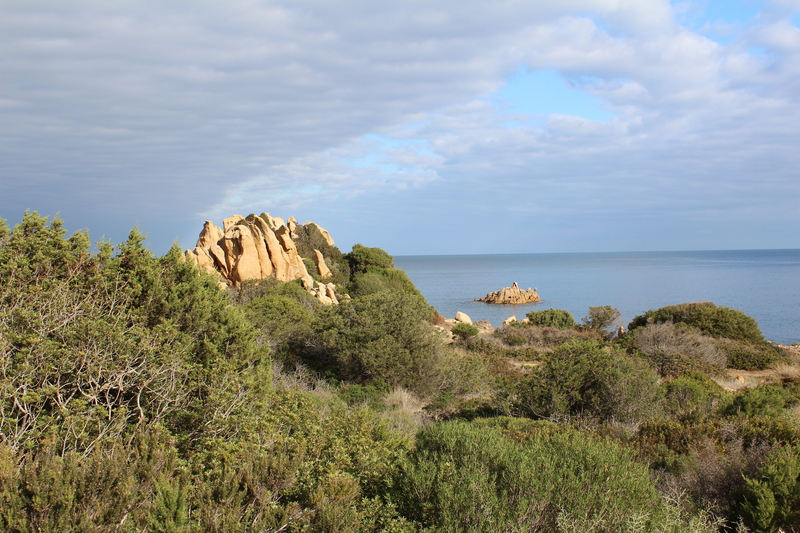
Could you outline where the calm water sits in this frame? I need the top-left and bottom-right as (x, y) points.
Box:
(394, 250), (800, 345)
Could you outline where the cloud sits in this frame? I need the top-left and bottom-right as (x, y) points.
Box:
(1, 0), (798, 253)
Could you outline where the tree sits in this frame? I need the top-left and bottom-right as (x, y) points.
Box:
(582, 305), (621, 331)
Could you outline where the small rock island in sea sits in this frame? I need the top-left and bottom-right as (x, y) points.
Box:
(475, 282), (541, 304)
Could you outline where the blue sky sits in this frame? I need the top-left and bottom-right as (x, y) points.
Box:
(1, 0), (799, 255)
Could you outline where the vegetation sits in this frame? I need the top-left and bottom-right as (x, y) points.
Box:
(582, 305), (622, 331)
(525, 308), (577, 329)
(0, 211), (795, 532)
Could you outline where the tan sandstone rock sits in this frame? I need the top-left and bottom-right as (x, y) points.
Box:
(221, 224), (262, 285)
(475, 282), (541, 304)
(314, 249), (332, 279)
(196, 221), (224, 249)
(223, 214), (245, 232)
(187, 213), (347, 305)
(455, 312), (472, 324)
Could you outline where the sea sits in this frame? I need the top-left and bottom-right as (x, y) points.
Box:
(394, 249), (800, 346)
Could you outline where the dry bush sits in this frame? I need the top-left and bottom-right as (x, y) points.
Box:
(379, 387), (429, 438)
(272, 361), (332, 394)
(381, 387), (424, 414)
(629, 322), (726, 377)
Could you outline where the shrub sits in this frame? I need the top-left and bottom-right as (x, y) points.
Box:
(582, 305), (621, 331)
(740, 444), (800, 532)
(450, 323), (479, 340)
(628, 322), (726, 377)
(720, 339), (788, 370)
(516, 339), (662, 423)
(525, 308), (577, 329)
(345, 244), (394, 274)
(317, 291), (459, 396)
(395, 420), (701, 532)
(629, 302), (764, 344)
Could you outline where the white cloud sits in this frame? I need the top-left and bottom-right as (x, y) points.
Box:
(1, 0), (798, 253)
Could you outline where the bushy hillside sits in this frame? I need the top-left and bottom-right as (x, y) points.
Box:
(1, 212), (798, 532)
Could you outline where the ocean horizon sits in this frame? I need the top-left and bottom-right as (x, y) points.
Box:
(394, 248), (800, 345)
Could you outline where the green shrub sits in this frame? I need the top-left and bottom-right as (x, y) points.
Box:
(723, 383), (800, 419)
(345, 244), (394, 274)
(450, 323), (479, 339)
(525, 308), (577, 329)
(720, 339), (788, 370)
(741, 444), (800, 532)
(516, 339), (662, 423)
(664, 371), (726, 414)
(582, 305), (621, 331)
(317, 291), (460, 396)
(396, 420), (695, 532)
(629, 302), (764, 344)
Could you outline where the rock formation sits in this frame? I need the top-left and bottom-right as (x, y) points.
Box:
(455, 311), (472, 324)
(475, 282), (541, 304)
(313, 249), (332, 279)
(186, 213), (345, 305)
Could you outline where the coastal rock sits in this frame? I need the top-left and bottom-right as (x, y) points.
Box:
(187, 212), (348, 306)
(503, 316), (517, 326)
(474, 320), (493, 330)
(475, 282), (541, 304)
(455, 312), (472, 324)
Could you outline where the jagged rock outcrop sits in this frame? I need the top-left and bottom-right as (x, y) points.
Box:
(186, 213), (345, 305)
(475, 282), (541, 304)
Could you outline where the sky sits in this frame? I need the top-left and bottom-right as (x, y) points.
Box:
(2, 0), (799, 256)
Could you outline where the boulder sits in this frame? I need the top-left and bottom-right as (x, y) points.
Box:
(503, 316), (517, 326)
(314, 249), (333, 279)
(475, 282), (541, 304)
(474, 320), (493, 330)
(455, 311), (472, 324)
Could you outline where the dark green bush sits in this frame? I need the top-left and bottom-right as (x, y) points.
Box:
(629, 302), (764, 344)
(317, 291), (460, 395)
(582, 305), (621, 331)
(516, 339), (662, 423)
(664, 371), (726, 414)
(723, 383), (800, 419)
(396, 420), (687, 532)
(450, 323), (479, 339)
(720, 339), (788, 370)
(345, 244), (394, 274)
(525, 308), (577, 329)
(740, 444), (800, 532)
